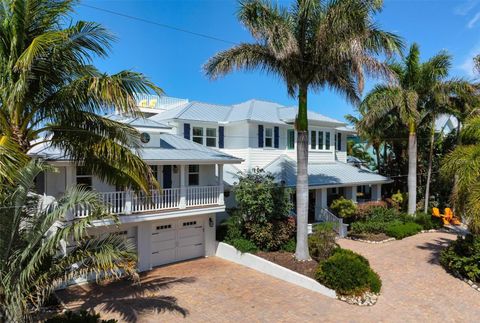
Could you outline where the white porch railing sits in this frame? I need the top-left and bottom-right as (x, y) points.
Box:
(73, 186), (221, 218)
(315, 208), (348, 238)
(186, 186), (219, 206)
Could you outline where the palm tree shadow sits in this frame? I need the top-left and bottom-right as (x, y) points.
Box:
(57, 275), (195, 322)
(416, 234), (457, 265)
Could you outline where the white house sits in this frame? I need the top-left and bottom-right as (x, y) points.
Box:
(146, 95), (391, 223)
(29, 115), (243, 271)
(29, 93), (391, 271)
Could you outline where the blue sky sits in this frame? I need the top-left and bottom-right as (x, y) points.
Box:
(75, 0), (480, 122)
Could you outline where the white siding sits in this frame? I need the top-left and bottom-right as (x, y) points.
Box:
(45, 167), (66, 198)
(224, 123), (248, 149)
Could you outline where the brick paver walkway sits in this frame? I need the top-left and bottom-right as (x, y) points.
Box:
(58, 232), (480, 322)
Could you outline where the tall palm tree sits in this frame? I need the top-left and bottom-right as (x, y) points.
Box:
(361, 43), (461, 214)
(0, 0), (162, 191)
(0, 160), (137, 322)
(442, 116), (480, 234)
(204, 0), (402, 260)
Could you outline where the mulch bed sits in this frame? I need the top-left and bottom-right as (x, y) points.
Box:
(255, 251), (318, 278)
(348, 233), (391, 242)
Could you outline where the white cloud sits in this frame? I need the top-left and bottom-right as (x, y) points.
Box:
(455, 0), (480, 16)
(468, 12), (480, 28)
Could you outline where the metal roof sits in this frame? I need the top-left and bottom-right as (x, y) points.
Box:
(29, 133), (243, 164)
(264, 156), (391, 187)
(108, 114), (171, 129)
(149, 98), (345, 126)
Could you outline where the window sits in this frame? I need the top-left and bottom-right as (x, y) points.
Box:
(337, 133), (342, 150)
(311, 131), (317, 150)
(287, 129), (295, 150)
(206, 128), (217, 147)
(265, 128), (273, 147)
(325, 132), (331, 150)
(188, 165), (199, 186)
(318, 131), (324, 150)
(192, 127), (203, 145)
(76, 166), (92, 189)
(192, 127), (217, 147)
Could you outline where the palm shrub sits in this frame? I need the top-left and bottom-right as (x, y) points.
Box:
(440, 234), (480, 283)
(0, 161), (137, 322)
(0, 0), (162, 191)
(204, 0), (403, 260)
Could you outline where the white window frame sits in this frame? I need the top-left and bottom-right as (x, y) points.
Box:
(191, 126), (217, 147)
(188, 165), (200, 186)
(264, 127), (273, 148)
(287, 129), (295, 150)
(309, 129), (332, 151)
(76, 166), (93, 189)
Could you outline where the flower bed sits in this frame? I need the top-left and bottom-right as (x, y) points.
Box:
(255, 251), (318, 278)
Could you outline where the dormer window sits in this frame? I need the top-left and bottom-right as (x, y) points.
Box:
(192, 127), (204, 145)
(265, 128), (273, 147)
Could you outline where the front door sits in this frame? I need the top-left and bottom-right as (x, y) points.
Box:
(163, 165), (172, 189)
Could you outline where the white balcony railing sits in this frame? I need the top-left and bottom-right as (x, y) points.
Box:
(72, 186), (222, 219)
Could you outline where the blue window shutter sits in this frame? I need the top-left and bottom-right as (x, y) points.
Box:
(274, 127), (279, 148)
(258, 125), (264, 148)
(184, 123), (190, 140)
(219, 126), (225, 148)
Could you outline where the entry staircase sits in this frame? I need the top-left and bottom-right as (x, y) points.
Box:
(308, 208), (348, 238)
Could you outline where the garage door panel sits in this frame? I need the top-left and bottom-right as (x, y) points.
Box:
(151, 230), (175, 243)
(177, 243), (204, 262)
(178, 234), (203, 247)
(178, 226), (203, 239)
(151, 249), (176, 266)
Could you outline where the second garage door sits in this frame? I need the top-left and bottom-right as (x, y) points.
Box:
(150, 217), (205, 267)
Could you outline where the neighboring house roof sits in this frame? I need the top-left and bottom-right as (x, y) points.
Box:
(335, 126), (356, 134)
(29, 133), (243, 164)
(150, 98), (345, 126)
(435, 114), (458, 134)
(223, 164), (244, 187)
(264, 156), (391, 188)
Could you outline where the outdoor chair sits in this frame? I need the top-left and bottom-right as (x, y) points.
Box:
(432, 207), (443, 218)
(444, 208), (461, 226)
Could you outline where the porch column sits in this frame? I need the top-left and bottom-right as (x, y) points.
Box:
(345, 186), (357, 203)
(65, 165), (75, 189)
(124, 190), (132, 215)
(218, 164), (224, 205)
(371, 184), (382, 201)
(179, 165), (187, 209)
(314, 188), (328, 221)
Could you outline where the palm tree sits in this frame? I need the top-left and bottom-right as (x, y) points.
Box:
(0, 160), (137, 322)
(442, 116), (480, 234)
(361, 43), (462, 214)
(203, 0), (402, 260)
(0, 0), (162, 191)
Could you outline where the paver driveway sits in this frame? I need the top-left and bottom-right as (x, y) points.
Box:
(58, 232), (480, 322)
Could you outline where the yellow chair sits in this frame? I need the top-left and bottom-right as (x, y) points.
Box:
(139, 99), (148, 107)
(443, 208), (453, 225)
(149, 99), (157, 108)
(445, 208), (462, 226)
(432, 207), (443, 218)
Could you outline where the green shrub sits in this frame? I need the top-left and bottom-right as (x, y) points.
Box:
(385, 222), (422, 239)
(356, 201), (388, 220)
(440, 234), (480, 283)
(365, 207), (400, 222)
(308, 223), (339, 262)
(350, 220), (402, 235)
(280, 239), (296, 252)
(244, 217), (295, 251)
(217, 209), (244, 242)
(330, 197), (357, 219)
(46, 310), (117, 323)
(315, 249), (381, 295)
(229, 238), (258, 253)
(409, 212), (443, 230)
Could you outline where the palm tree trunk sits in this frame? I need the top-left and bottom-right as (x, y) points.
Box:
(424, 119), (435, 213)
(374, 144), (381, 173)
(295, 84), (310, 261)
(407, 123), (417, 215)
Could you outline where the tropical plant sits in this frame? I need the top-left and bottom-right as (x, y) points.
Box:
(440, 234), (480, 283)
(441, 116), (480, 234)
(361, 43), (470, 214)
(0, 160), (137, 322)
(330, 197), (357, 219)
(475, 54), (480, 74)
(204, 0), (403, 260)
(0, 0), (162, 191)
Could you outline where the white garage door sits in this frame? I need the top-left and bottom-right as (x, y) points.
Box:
(151, 217), (205, 267)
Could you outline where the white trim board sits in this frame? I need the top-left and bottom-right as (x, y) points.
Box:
(215, 242), (336, 298)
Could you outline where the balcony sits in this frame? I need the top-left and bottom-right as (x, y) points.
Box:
(74, 185), (223, 218)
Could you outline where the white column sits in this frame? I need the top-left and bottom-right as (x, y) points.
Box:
(179, 165), (186, 209)
(65, 165), (75, 189)
(321, 188), (328, 208)
(137, 222), (152, 272)
(345, 186), (357, 203)
(218, 164), (224, 205)
(124, 190), (132, 215)
(204, 215), (216, 256)
(371, 184), (382, 201)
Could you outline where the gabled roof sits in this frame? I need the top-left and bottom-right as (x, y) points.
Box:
(29, 133), (243, 164)
(264, 155), (391, 187)
(149, 98), (345, 126)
